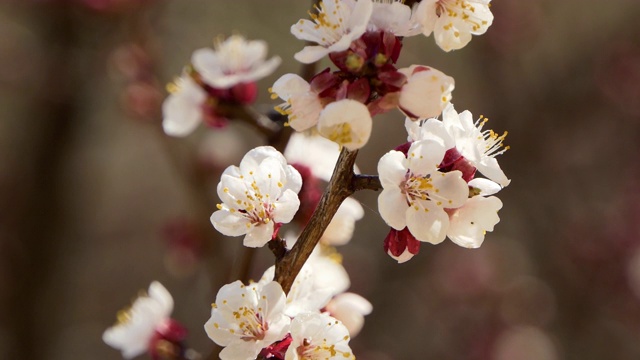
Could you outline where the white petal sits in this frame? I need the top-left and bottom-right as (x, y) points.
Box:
(430, 170), (469, 208)
(468, 178), (501, 196)
(406, 139), (446, 176)
(377, 150), (408, 187)
(294, 45), (331, 64)
(273, 189), (301, 224)
(272, 73), (310, 101)
(243, 221), (274, 248)
(477, 157), (511, 187)
(161, 77), (206, 137)
(210, 210), (250, 237)
(378, 188), (408, 230)
(448, 195), (502, 248)
(399, 65), (454, 119)
(406, 201), (449, 244)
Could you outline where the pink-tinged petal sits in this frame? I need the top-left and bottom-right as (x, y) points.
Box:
(399, 65), (455, 119)
(448, 195), (502, 248)
(378, 188), (408, 230)
(468, 178), (501, 196)
(243, 221), (274, 248)
(406, 201), (449, 244)
(317, 99), (372, 150)
(273, 189), (301, 224)
(430, 170), (469, 208)
(210, 211), (250, 237)
(378, 150), (408, 187)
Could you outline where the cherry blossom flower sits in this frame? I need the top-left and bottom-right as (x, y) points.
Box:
(377, 139), (468, 244)
(192, 35), (281, 89)
(398, 64), (454, 120)
(162, 74), (207, 137)
(322, 197), (364, 246)
(205, 281), (291, 360)
(291, 0), (374, 63)
(325, 292), (373, 337)
(416, 0), (494, 52)
(318, 99), (373, 150)
(210, 146), (302, 248)
(103, 282), (184, 359)
(285, 313), (355, 360)
(369, 0), (422, 37)
(409, 104), (510, 186)
(271, 74), (323, 131)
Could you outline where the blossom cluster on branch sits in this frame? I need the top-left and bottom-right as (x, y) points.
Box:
(103, 0), (507, 359)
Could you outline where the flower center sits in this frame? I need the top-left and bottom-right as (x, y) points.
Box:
(234, 307), (268, 341)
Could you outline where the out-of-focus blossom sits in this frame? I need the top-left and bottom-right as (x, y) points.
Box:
(318, 99), (373, 150)
(210, 146), (302, 248)
(398, 65), (454, 120)
(322, 197), (365, 246)
(103, 282), (186, 359)
(205, 281), (290, 360)
(285, 313), (355, 360)
(291, 0), (374, 63)
(162, 74), (207, 137)
(192, 35), (281, 89)
(369, 0), (422, 36)
(377, 139), (468, 244)
(325, 292), (373, 337)
(416, 0), (494, 52)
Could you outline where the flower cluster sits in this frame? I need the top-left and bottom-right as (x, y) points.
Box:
(163, 35), (281, 136)
(379, 103), (508, 262)
(210, 146), (302, 248)
(205, 280), (358, 360)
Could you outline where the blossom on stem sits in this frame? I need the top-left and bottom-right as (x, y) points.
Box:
(416, 0), (494, 52)
(210, 146), (302, 248)
(162, 74), (207, 137)
(291, 0), (374, 63)
(377, 139), (468, 244)
(398, 64), (454, 120)
(285, 313), (355, 360)
(318, 99), (373, 150)
(192, 35), (281, 89)
(409, 104), (510, 186)
(205, 281), (291, 360)
(103, 282), (182, 359)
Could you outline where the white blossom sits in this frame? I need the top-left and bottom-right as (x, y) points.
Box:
(440, 104), (510, 186)
(321, 197), (365, 246)
(103, 282), (173, 359)
(162, 74), (207, 137)
(291, 0), (374, 63)
(377, 139), (468, 244)
(398, 65), (454, 120)
(447, 194), (502, 248)
(192, 35), (281, 89)
(318, 99), (373, 150)
(325, 292), (372, 337)
(211, 146), (302, 248)
(416, 0), (494, 52)
(369, 0), (422, 36)
(271, 74), (323, 132)
(205, 281), (291, 360)
(285, 313), (355, 360)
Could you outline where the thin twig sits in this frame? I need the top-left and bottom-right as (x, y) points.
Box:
(274, 148), (359, 294)
(351, 174), (382, 192)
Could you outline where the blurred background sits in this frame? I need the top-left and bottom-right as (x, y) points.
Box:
(1, 0), (640, 359)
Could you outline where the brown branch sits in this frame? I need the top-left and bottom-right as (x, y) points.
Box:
(274, 148), (359, 294)
(268, 236), (287, 262)
(351, 174), (382, 192)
